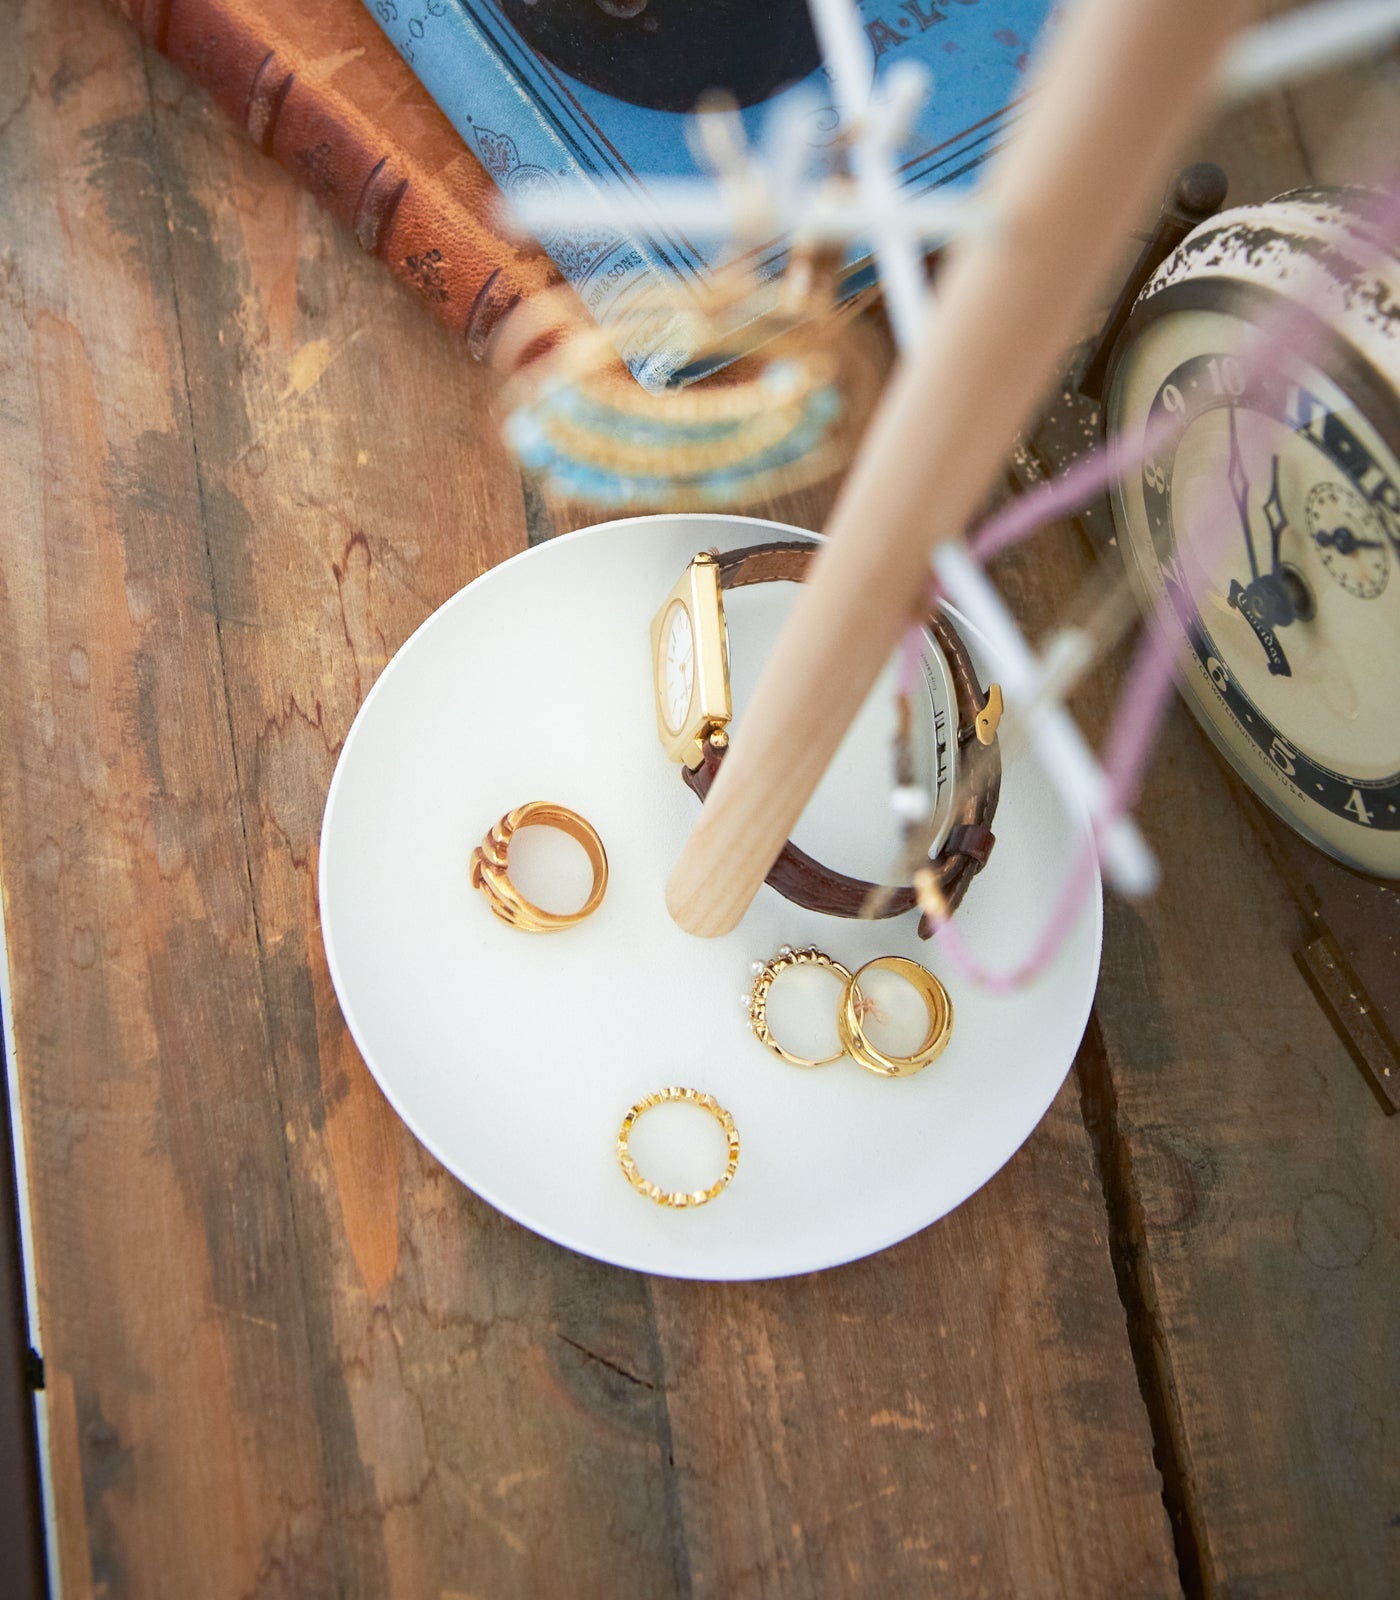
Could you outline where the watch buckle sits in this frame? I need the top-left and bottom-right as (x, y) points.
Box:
(975, 683), (1003, 746)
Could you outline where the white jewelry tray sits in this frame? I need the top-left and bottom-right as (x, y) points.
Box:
(319, 513), (1102, 1280)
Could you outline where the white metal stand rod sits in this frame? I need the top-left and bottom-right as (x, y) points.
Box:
(666, 0), (1250, 937)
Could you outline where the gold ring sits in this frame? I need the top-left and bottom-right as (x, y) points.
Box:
(616, 1087), (740, 1208)
(470, 802), (608, 932)
(837, 956), (953, 1078)
(743, 945), (854, 1068)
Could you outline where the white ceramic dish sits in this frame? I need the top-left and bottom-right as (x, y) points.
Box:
(319, 513), (1102, 1280)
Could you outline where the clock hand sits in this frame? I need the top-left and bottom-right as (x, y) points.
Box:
(1227, 579), (1291, 676)
(1226, 404), (1261, 582)
(1228, 452), (1317, 636)
(1262, 454), (1289, 574)
(1314, 525), (1385, 554)
(1223, 427), (1293, 669)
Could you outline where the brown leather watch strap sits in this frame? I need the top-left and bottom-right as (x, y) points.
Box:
(684, 540), (1001, 934)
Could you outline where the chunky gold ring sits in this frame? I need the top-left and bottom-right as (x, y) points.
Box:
(470, 802), (608, 932)
(837, 956), (953, 1078)
(616, 1087), (740, 1208)
(743, 945), (854, 1068)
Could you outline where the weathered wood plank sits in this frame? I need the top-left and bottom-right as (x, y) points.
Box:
(654, 1080), (1181, 1599)
(138, 22), (692, 1600)
(997, 485), (1400, 1594)
(0, 7), (333, 1596)
(1092, 707), (1400, 1598)
(21, 0), (1360, 1592)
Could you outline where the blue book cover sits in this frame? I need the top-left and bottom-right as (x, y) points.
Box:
(364, 0), (1055, 387)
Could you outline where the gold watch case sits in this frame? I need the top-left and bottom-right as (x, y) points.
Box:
(650, 552), (731, 769)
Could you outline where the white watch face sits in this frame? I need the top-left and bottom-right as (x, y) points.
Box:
(1109, 303), (1400, 876)
(661, 600), (695, 733)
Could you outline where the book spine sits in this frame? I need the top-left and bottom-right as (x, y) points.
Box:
(361, 0), (699, 391)
(111, 0), (575, 374)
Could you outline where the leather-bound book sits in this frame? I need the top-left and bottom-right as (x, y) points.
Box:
(113, 0), (581, 375)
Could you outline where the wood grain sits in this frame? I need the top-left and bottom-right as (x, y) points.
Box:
(0, 8), (331, 1595)
(0, 11), (1177, 1588)
(1095, 710), (1400, 1597)
(6, 0), (1395, 1594)
(652, 1082), (1179, 1599)
(138, 16), (691, 1599)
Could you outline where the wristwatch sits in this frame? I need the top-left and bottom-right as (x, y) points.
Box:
(650, 541), (1001, 932)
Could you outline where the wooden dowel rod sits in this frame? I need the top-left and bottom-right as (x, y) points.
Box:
(666, 0), (1249, 938)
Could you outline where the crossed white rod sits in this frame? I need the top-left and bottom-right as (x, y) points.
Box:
(506, 187), (991, 248)
(1219, 0), (1400, 97)
(933, 544), (1159, 898)
(806, 0), (873, 122)
(806, 0), (932, 349)
(664, 0), (1251, 938)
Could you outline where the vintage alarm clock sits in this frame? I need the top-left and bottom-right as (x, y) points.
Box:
(1102, 188), (1400, 881)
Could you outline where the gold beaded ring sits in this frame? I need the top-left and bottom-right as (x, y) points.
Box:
(837, 955), (954, 1078)
(470, 802), (608, 933)
(743, 945), (854, 1067)
(616, 1087), (740, 1209)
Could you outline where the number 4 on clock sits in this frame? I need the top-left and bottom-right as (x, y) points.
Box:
(1344, 788), (1375, 826)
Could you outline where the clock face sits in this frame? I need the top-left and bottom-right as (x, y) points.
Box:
(660, 600), (695, 734)
(1109, 303), (1400, 878)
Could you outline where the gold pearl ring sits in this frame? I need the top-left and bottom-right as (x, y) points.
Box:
(470, 802), (608, 933)
(838, 955), (954, 1078)
(743, 945), (855, 1067)
(616, 1087), (740, 1208)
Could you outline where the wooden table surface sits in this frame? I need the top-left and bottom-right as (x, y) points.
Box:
(1, 3), (1396, 1596)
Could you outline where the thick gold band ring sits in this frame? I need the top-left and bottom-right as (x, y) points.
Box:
(470, 802), (608, 933)
(617, 1087), (740, 1208)
(837, 956), (953, 1078)
(743, 945), (854, 1068)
